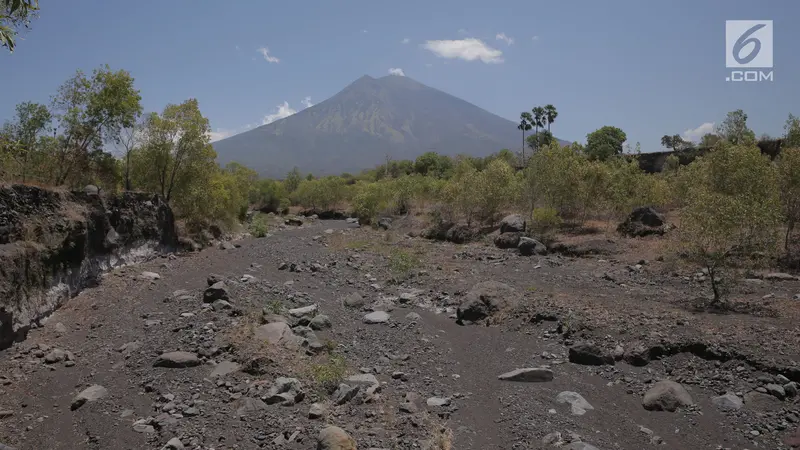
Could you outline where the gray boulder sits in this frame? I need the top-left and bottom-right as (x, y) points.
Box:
(518, 237), (547, 256)
(499, 214), (526, 233)
(642, 380), (693, 412)
(457, 281), (520, 322)
(494, 232), (522, 249)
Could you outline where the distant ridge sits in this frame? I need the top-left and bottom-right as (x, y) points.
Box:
(212, 75), (569, 177)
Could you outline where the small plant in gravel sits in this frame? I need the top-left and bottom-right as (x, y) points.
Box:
(263, 299), (284, 315)
(248, 212), (270, 238)
(388, 249), (421, 277)
(308, 354), (347, 395)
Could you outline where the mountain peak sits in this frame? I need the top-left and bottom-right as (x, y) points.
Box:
(213, 75), (567, 177)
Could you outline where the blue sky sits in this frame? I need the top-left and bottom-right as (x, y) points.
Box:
(1, 0), (797, 151)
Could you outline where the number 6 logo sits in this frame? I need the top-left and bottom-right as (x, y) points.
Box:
(726, 20), (773, 69)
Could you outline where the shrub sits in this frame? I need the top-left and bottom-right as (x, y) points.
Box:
(531, 207), (562, 238)
(308, 354), (347, 395)
(248, 213), (270, 238)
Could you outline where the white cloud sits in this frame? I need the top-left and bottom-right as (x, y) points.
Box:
(257, 47), (280, 63)
(235, 45), (240, 51)
(209, 130), (233, 143)
(682, 122), (715, 142)
(423, 38), (503, 64)
(532, 36), (540, 41)
(301, 96), (313, 108)
(401, 38), (410, 44)
(457, 28), (468, 35)
(262, 101), (297, 125)
(362, 29), (368, 33)
(495, 32), (514, 46)
(388, 67), (405, 76)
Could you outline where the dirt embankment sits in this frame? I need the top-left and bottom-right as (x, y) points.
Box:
(0, 184), (178, 349)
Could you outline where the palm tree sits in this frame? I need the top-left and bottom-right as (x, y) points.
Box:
(544, 104), (558, 133)
(518, 112), (533, 163)
(532, 106), (546, 152)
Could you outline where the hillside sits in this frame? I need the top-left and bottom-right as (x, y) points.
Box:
(212, 75), (568, 177)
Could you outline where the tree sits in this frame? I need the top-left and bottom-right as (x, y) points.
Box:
(517, 113), (532, 162)
(414, 151), (453, 178)
(284, 167), (302, 193)
(50, 65), (142, 186)
(784, 114), (800, 148)
(1, 101), (51, 182)
(135, 99), (214, 203)
(543, 104), (558, 132)
(531, 106), (546, 151)
(776, 148), (800, 251)
(699, 133), (722, 148)
(527, 130), (553, 151)
(1, 0), (38, 53)
(716, 109), (756, 145)
(661, 134), (688, 152)
(585, 126), (627, 161)
(679, 142), (781, 306)
(119, 116), (144, 190)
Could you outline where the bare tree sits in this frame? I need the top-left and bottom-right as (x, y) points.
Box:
(119, 117), (144, 191)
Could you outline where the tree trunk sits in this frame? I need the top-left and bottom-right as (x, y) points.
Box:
(125, 151), (131, 191)
(521, 131), (526, 164)
(786, 221), (794, 251)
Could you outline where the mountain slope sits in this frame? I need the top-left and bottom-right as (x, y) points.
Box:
(212, 75), (569, 177)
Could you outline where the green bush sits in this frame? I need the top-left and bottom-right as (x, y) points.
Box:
(248, 213), (270, 238)
(531, 207), (562, 237)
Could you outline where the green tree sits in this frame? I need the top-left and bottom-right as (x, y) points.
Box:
(784, 114), (800, 148)
(134, 98), (214, 203)
(517, 113), (532, 162)
(679, 142), (781, 306)
(661, 134), (688, 152)
(413, 151), (453, 178)
(543, 104), (558, 132)
(50, 65), (142, 186)
(0, 0), (38, 53)
(527, 130), (553, 151)
(531, 106), (546, 153)
(716, 109), (756, 145)
(585, 126), (627, 161)
(776, 148), (800, 251)
(1, 101), (51, 182)
(699, 133), (721, 148)
(284, 167), (302, 193)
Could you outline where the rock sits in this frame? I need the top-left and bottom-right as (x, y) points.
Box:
(140, 271), (161, 281)
(209, 360), (240, 378)
(617, 206), (667, 237)
(766, 383), (786, 399)
(286, 217), (304, 226)
(117, 341), (142, 356)
(518, 237), (547, 256)
(84, 184), (99, 196)
(785, 382), (798, 398)
(211, 300), (233, 311)
(288, 304), (318, 317)
(309, 402), (327, 419)
(642, 380), (693, 412)
(317, 426), (357, 450)
(494, 232), (522, 249)
(712, 393), (743, 411)
(254, 322), (301, 348)
(343, 293), (366, 308)
(764, 272), (798, 281)
(405, 312), (422, 322)
(71, 385), (108, 410)
(54, 322), (68, 334)
(206, 273), (223, 286)
(497, 367), (554, 382)
(153, 352), (201, 368)
(44, 348), (67, 364)
(333, 384), (360, 405)
(203, 281), (229, 303)
(363, 311), (390, 324)
(345, 373), (379, 388)
(426, 397), (451, 407)
(377, 217), (392, 230)
(310, 315), (332, 330)
(744, 390), (783, 410)
(500, 214), (526, 233)
(161, 438), (185, 450)
(265, 377), (305, 406)
(457, 281), (519, 322)
(568, 343), (614, 366)
(234, 397), (268, 416)
(563, 443), (601, 450)
(219, 241), (236, 250)
(556, 391), (594, 415)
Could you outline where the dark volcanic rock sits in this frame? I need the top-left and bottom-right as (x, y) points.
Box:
(617, 206), (667, 237)
(518, 237), (547, 256)
(457, 281), (520, 322)
(494, 232), (522, 249)
(0, 185), (177, 350)
(569, 343), (614, 366)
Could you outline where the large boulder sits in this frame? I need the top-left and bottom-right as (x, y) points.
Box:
(518, 237), (547, 256)
(568, 343), (614, 366)
(617, 206), (667, 237)
(457, 281), (520, 322)
(500, 214), (526, 233)
(494, 232), (522, 249)
(317, 426), (357, 450)
(642, 380), (693, 412)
